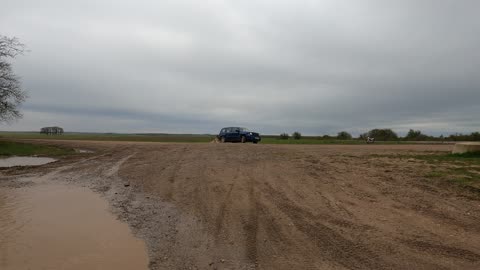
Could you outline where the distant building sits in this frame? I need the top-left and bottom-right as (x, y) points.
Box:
(40, 126), (64, 135)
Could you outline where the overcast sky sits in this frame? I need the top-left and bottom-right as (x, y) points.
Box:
(1, 0), (479, 135)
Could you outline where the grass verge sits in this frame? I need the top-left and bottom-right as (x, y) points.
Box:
(373, 152), (480, 194)
(0, 132), (214, 143)
(376, 152), (480, 165)
(0, 141), (74, 157)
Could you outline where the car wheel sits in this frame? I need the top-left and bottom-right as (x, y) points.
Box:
(253, 141), (258, 144)
(221, 137), (226, 143)
(241, 136), (246, 143)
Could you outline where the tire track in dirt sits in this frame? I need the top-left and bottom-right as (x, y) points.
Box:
(214, 180), (236, 240)
(106, 153), (137, 178)
(242, 150), (269, 268)
(168, 152), (181, 184)
(164, 146), (188, 199)
(401, 239), (480, 263)
(244, 173), (259, 267)
(261, 182), (388, 269)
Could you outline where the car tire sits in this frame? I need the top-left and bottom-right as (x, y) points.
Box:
(221, 137), (226, 143)
(241, 136), (246, 143)
(253, 141), (258, 144)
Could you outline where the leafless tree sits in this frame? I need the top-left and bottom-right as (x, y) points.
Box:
(0, 35), (27, 122)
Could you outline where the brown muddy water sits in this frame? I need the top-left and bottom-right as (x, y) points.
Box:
(0, 157), (57, 168)
(0, 182), (149, 270)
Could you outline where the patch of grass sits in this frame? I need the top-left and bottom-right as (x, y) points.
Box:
(424, 171), (447, 178)
(449, 176), (476, 185)
(425, 168), (478, 183)
(372, 152), (480, 165)
(449, 151), (480, 159)
(0, 141), (74, 157)
(0, 132), (215, 143)
(374, 152), (480, 194)
(425, 169), (479, 192)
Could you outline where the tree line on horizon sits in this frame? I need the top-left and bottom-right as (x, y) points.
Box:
(277, 129), (480, 141)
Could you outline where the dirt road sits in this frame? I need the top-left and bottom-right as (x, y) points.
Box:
(2, 141), (480, 270)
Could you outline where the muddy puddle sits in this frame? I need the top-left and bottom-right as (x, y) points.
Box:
(0, 182), (149, 270)
(75, 149), (94, 154)
(0, 156), (57, 168)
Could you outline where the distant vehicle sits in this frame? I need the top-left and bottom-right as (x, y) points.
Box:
(217, 127), (261, 144)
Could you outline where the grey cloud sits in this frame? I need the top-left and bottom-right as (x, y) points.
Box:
(1, 0), (479, 136)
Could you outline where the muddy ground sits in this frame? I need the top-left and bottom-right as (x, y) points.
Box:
(1, 141), (480, 270)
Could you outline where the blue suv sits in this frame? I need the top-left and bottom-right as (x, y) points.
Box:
(218, 127), (261, 144)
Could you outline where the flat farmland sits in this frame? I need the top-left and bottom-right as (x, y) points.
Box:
(1, 140), (479, 270)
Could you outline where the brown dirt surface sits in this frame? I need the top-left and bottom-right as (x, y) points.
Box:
(2, 140), (480, 270)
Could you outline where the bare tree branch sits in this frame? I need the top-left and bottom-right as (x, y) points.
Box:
(0, 35), (27, 123)
(0, 36), (25, 58)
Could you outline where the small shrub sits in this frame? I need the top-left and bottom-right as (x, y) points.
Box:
(366, 129), (398, 141)
(337, 131), (352, 140)
(292, 131), (302, 140)
(318, 135), (334, 140)
(279, 133), (289, 140)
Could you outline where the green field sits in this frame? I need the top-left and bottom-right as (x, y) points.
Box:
(0, 132), (448, 145)
(0, 132), (215, 143)
(0, 141), (74, 157)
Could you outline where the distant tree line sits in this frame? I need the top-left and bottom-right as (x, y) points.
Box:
(279, 132), (302, 140)
(277, 129), (480, 141)
(444, 132), (480, 141)
(40, 126), (64, 135)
